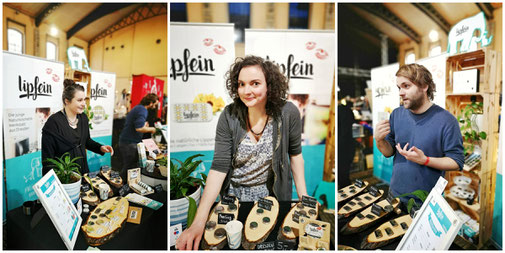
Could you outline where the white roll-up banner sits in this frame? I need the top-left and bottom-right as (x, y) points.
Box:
(170, 23), (235, 152)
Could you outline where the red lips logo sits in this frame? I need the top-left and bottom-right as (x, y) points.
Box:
(306, 42), (316, 50)
(46, 68), (53, 74)
(315, 48), (328, 60)
(52, 74), (60, 82)
(203, 38), (213, 46)
(105, 79), (112, 88)
(214, 45), (226, 55)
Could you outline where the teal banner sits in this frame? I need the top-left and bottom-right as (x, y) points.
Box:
(372, 139), (394, 183)
(5, 151), (43, 211)
(86, 135), (112, 172)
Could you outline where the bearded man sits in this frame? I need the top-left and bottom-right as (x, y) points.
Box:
(374, 63), (464, 210)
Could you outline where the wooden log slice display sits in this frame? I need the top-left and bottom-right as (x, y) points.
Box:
(360, 214), (412, 250)
(84, 173), (113, 198)
(338, 188), (383, 219)
(100, 166), (123, 188)
(81, 184), (100, 206)
(81, 197), (129, 246)
(277, 201), (319, 241)
(338, 180), (369, 203)
(200, 197), (240, 250)
(340, 198), (400, 235)
(242, 196), (279, 250)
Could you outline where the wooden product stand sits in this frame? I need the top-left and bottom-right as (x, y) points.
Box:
(444, 48), (502, 249)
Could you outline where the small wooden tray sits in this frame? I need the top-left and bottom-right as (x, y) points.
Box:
(201, 197), (240, 250)
(100, 167), (123, 189)
(338, 189), (384, 218)
(84, 173), (113, 198)
(243, 196), (279, 249)
(341, 198), (400, 234)
(278, 202), (318, 240)
(338, 181), (369, 203)
(361, 214), (412, 249)
(127, 168), (154, 195)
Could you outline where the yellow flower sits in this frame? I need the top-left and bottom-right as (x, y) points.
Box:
(193, 93), (225, 114)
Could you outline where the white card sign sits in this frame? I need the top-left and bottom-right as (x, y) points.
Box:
(397, 177), (463, 250)
(32, 170), (82, 250)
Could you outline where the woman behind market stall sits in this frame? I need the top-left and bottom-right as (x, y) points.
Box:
(41, 79), (114, 175)
(176, 56), (309, 250)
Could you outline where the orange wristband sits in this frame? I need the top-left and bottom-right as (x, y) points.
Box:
(423, 156), (430, 166)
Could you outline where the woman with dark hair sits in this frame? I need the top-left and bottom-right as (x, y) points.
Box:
(41, 79), (114, 175)
(176, 56), (308, 250)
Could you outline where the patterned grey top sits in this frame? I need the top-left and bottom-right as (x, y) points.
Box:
(228, 118), (273, 201)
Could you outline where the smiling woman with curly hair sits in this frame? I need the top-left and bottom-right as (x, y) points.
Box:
(176, 55), (308, 250)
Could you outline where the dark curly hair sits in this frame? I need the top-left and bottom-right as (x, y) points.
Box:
(225, 55), (289, 129)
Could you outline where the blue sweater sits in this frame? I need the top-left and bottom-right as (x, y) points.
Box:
(385, 104), (464, 204)
(119, 105), (148, 144)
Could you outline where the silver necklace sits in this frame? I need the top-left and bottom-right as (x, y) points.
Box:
(63, 109), (78, 128)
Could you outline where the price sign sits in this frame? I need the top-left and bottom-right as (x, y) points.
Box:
(82, 184), (90, 192)
(369, 186), (379, 197)
(217, 213), (234, 225)
(119, 184), (131, 197)
(258, 198), (273, 211)
(154, 184), (164, 193)
(354, 179), (364, 188)
(302, 196), (318, 208)
(221, 195), (236, 205)
(110, 171), (120, 179)
(371, 203), (383, 216)
(101, 165), (111, 172)
(88, 171), (99, 178)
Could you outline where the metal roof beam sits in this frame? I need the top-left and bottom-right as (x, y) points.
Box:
(35, 3), (61, 27)
(67, 3), (133, 39)
(412, 3), (451, 33)
(356, 3), (421, 44)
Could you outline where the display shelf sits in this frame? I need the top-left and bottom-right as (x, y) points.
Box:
(444, 48), (502, 249)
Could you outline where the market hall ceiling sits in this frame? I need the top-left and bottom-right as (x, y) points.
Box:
(3, 3), (167, 43)
(339, 3), (502, 45)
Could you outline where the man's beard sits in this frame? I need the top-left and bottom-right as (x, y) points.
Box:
(404, 91), (425, 111)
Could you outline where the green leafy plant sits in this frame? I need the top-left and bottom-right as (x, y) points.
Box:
(397, 189), (429, 214)
(44, 152), (82, 184)
(170, 154), (207, 228)
(170, 154), (207, 199)
(156, 156), (167, 167)
(458, 99), (487, 154)
(84, 105), (94, 129)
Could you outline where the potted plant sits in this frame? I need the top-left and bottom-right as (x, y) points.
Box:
(44, 152), (83, 204)
(170, 154), (206, 228)
(156, 156), (167, 177)
(153, 128), (163, 143)
(458, 97), (487, 155)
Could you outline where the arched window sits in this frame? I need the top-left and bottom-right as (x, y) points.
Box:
(7, 28), (23, 54)
(46, 41), (57, 61)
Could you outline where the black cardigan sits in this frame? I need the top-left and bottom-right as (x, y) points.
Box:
(41, 111), (104, 175)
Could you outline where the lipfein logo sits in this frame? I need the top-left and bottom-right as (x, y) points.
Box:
(375, 86), (392, 98)
(90, 83), (107, 100)
(18, 75), (53, 100)
(266, 55), (314, 80)
(170, 49), (216, 82)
